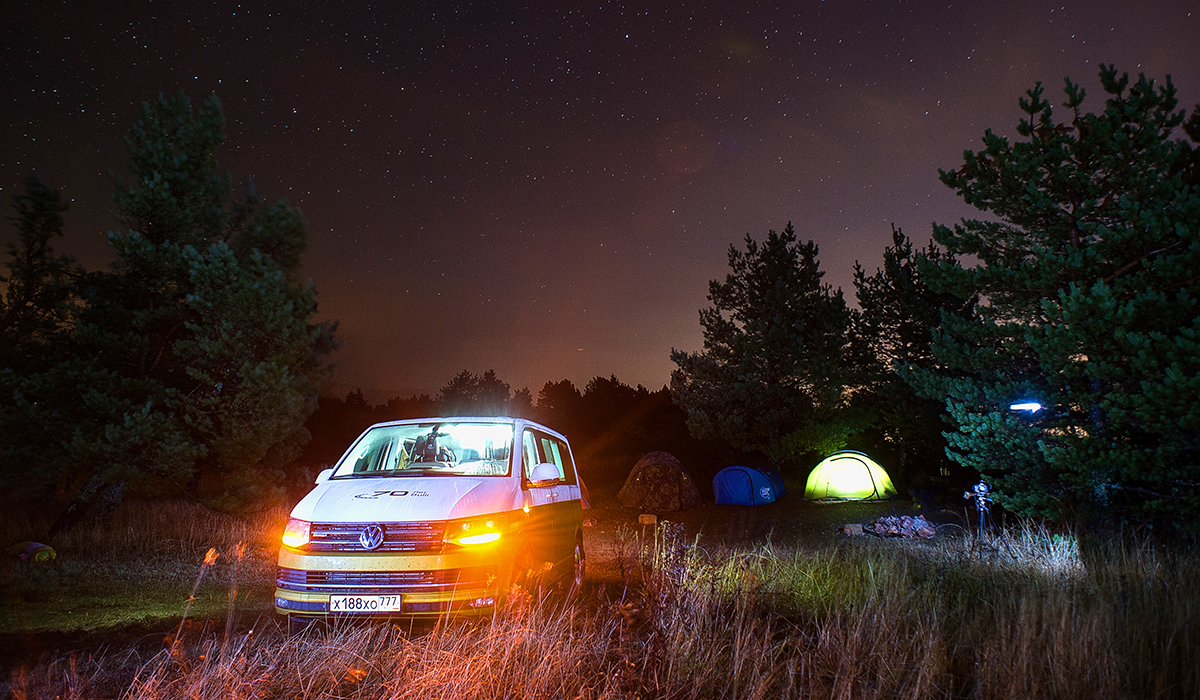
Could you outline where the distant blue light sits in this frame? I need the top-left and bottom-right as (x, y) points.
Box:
(1010, 402), (1042, 413)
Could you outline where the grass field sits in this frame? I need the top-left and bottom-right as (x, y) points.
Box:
(1, 501), (281, 637)
(2, 496), (1198, 699)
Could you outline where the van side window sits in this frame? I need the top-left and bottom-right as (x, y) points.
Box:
(536, 434), (577, 485)
(520, 430), (578, 485)
(522, 431), (540, 480)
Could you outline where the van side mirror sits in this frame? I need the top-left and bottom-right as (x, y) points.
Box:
(315, 468), (334, 484)
(529, 462), (562, 486)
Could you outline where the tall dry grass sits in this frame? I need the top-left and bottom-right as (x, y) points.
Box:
(3, 499), (284, 587)
(4, 504), (1199, 699)
(1, 500), (284, 639)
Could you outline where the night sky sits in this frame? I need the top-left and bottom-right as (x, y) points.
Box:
(4, 1), (1198, 401)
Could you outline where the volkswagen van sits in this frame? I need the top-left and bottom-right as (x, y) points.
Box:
(275, 417), (587, 631)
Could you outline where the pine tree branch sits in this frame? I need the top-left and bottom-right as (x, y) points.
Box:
(1103, 241), (1183, 284)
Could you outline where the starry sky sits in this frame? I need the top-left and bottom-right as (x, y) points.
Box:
(4, 0), (1198, 401)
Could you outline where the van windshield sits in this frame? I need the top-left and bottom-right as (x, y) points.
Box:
(331, 422), (514, 478)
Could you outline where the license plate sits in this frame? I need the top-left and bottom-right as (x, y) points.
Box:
(328, 595), (402, 613)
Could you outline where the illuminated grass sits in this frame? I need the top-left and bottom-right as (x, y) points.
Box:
(3, 502), (1198, 699)
(0, 501), (281, 634)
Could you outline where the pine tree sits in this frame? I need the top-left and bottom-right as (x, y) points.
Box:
(0, 177), (83, 495)
(4, 92), (338, 534)
(535, 379), (585, 436)
(671, 223), (854, 469)
(914, 65), (1200, 527)
(0, 175), (77, 366)
(174, 240), (333, 508)
(438, 369), (517, 416)
(852, 226), (969, 486)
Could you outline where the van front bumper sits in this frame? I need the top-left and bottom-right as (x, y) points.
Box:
(274, 547), (506, 618)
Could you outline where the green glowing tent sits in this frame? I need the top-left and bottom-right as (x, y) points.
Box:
(803, 450), (897, 501)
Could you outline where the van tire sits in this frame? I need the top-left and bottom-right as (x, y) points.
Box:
(570, 534), (586, 593)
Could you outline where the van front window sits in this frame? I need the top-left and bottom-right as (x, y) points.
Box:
(331, 422), (514, 478)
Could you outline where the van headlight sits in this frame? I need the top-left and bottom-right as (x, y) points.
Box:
(282, 518), (312, 548)
(445, 517), (502, 546)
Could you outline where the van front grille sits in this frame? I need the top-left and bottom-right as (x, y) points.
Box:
(276, 565), (495, 593)
(306, 521), (445, 553)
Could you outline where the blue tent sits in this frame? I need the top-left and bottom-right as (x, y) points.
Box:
(758, 465), (787, 498)
(713, 465), (784, 506)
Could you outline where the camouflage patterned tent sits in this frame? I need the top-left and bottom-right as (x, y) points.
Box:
(617, 451), (703, 512)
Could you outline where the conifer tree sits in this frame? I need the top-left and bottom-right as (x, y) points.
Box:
(0, 92), (337, 533)
(438, 369), (521, 416)
(535, 379), (585, 436)
(671, 223), (854, 468)
(0, 177), (83, 493)
(852, 226), (968, 485)
(0, 175), (77, 366)
(914, 66), (1200, 526)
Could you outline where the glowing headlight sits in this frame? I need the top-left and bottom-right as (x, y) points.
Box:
(458, 532), (501, 545)
(446, 518), (502, 546)
(282, 518), (311, 548)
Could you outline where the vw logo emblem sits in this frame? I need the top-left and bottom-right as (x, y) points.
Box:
(359, 524), (386, 550)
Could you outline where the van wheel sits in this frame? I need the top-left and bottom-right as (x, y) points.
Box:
(570, 535), (586, 592)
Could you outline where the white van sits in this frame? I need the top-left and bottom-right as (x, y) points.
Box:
(275, 417), (587, 631)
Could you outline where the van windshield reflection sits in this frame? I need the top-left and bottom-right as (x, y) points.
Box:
(330, 422), (513, 478)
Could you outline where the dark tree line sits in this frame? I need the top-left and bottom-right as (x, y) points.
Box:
(300, 371), (739, 497)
